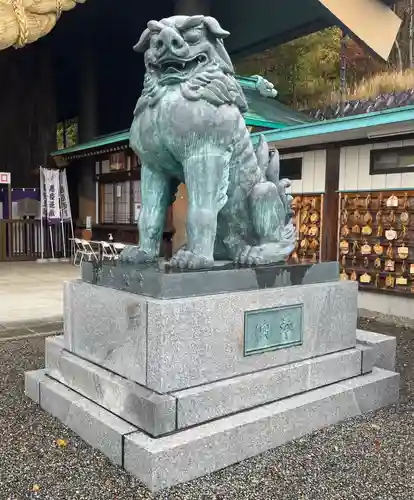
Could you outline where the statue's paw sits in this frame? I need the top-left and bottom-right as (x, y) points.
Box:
(246, 245), (268, 266)
(236, 245), (252, 265)
(238, 241), (296, 266)
(119, 245), (155, 265)
(237, 245), (274, 265)
(170, 249), (214, 270)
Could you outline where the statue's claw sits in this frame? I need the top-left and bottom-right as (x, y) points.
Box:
(236, 245), (252, 265)
(246, 246), (266, 266)
(118, 245), (155, 265)
(170, 249), (214, 270)
(236, 238), (296, 266)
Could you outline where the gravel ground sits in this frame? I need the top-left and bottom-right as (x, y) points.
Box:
(0, 319), (413, 500)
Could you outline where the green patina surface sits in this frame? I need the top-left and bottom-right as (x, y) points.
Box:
(52, 76), (311, 158)
(118, 15), (296, 270)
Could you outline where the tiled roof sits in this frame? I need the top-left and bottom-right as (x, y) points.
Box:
(306, 89), (414, 121)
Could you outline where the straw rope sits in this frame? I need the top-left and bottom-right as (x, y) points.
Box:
(0, 0), (86, 50)
(11, 0), (29, 48)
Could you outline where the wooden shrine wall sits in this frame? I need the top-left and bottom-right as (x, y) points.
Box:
(339, 138), (414, 192)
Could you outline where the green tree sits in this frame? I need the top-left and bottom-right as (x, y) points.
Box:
(235, 28), (342, 108)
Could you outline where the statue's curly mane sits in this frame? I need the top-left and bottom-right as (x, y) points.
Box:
(134, 63), (248, 116)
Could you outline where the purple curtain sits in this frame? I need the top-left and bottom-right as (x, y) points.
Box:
(0, 188), (40, 219)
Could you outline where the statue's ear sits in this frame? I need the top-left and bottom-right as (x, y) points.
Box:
(213, 39), (235, 73)
(133, 28), (151, 52)
(203, 17), (230, 39)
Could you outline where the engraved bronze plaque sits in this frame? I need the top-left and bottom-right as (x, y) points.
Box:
(244, 304), (303, 356)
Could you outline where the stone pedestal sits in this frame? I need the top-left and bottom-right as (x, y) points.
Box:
(25, 262), (399, 492)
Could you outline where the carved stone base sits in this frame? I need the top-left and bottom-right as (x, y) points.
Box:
(63, 279), (357, 392)
(44, 335), (366, 434)
(24, 266), (399, 492)
(25, 367), (399, 491)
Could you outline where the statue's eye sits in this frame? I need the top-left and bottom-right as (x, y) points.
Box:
(151, 36), (163, 49)
(183, 29), (202, 44)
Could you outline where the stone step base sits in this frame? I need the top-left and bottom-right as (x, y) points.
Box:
(45, 335), (371, 435)
(25, 367), (399, 492)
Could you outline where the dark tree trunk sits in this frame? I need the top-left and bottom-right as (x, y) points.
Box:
(0, 42), (56, 189)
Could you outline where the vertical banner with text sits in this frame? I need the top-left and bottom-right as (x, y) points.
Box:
(59, 169), (72, 221)
(41, 168), (60, 224)
(38, 166), (74, 261)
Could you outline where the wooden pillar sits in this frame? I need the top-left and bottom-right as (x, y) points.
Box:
(321, 148), (340, 262)
(78, 43), (97, 142)
(172, 184), (188, 253)
(174, 0), (211, 15)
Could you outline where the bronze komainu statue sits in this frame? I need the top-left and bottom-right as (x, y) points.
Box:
(120, 15), (296, 269)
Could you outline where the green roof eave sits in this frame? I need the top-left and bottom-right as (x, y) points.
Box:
(244, 115), (285, 129)
(52, 117), (284, 158)
(51, 129), (129, 157)
(235, 75), (262, 91)
(53, 105), (414, 159)
(251, 105), (414, 146)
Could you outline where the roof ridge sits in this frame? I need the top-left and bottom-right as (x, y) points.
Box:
(306, 88), (414, 121)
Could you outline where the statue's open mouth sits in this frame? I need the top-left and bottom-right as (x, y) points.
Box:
(153, 53), (209, 83)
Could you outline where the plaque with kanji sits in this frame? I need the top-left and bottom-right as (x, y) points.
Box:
(244, 304), (303, 356)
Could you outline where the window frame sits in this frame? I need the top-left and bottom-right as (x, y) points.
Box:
(56, 117), (78, 150)
(279, 157), (303, 180)
(370, 146), (414, 175)
(97, 151), (141, 225)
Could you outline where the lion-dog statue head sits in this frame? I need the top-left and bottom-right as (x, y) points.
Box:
(133, 15), (247, 114)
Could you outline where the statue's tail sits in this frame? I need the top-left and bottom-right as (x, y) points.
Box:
(255, 134), (280, 183)
(255, 134), (294, 225)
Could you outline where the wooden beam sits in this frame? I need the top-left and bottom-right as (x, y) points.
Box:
(321, 148), (340, 262)
(174, 0), (211, 15)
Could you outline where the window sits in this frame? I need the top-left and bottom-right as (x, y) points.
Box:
(115, 182), (131, 223)
(56, 118), (78, 150)
(280, 157), (302, 180)
(99, 153), (141, 225)
(370, 147), (414, 174)
(102, 182), (132, 224)
(103, 184), (114, 223)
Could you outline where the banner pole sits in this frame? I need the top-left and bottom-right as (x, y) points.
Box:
(36, 167), (48, 263)
(59, 169), (69, 262)
(60, 168), (74, 262)
(48, 168), (60, 263)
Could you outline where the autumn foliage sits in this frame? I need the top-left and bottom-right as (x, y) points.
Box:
(236, 0), (414, 108)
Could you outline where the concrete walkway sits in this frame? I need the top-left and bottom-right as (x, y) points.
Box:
(0, 261), (79, 339)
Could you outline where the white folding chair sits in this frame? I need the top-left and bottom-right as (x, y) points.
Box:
(72, 238), (84, 266)
(78, 240), (98, 266)
(101, 241), (117, 261)
(112, 242), (126, 260)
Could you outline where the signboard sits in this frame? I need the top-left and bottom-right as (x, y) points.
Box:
(109, 152), (125, 171)
(0, 172), (11, 184)
(244, 304), (303, 356)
